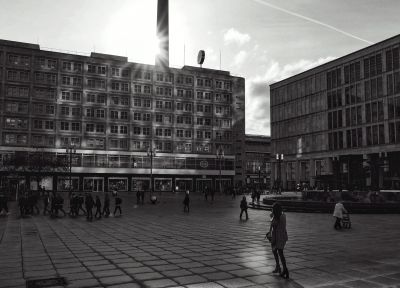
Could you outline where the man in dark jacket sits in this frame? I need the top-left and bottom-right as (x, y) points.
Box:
(103, 192), (110, 217)
(240, 196), (249, 220)
(94, 195), (102, 219)
(85, 193), (94, 221)
(113, 193), (122, 216)
(183, 191), (190, 213)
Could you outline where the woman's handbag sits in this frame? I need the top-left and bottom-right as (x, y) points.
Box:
(265, 231), (272, 242)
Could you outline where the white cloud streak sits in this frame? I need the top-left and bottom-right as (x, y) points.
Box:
(223, 28), (251, 46)
(252, 0), (374, 45)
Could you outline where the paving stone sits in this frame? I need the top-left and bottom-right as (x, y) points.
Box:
(173, 275), (208, 285)
(99, 275), (132, 285)
(66, 278), (100, 288)
(144, 278), (178, 288)
(186, 283), (225, 288)
(133, 272), (164, 281)
(203, 271), (234, 281)
(217, 278), (255, 288)
(92, 269), (124, 278)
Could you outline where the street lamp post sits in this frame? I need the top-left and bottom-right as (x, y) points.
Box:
(66, 144), (76, 197)
(216, 146), (224, 194)
(258, 165), (261, 190)
(276, 154), (284, 194)
(147, 145), (157, 198)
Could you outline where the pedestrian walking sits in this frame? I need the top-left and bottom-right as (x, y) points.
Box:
(85, 193), (94, 221)
(43, 191), (50, 215)
(0, 191), (9, 216)
(240, 196), (248, 220)
(19, 193), (27, 217)
(183, 190), (190, 213)
(56, 193), (66, 217)
(113, 193), (122, 216)
(78, 193), (86, 216)
(140, 190), (145, 204)
(136, 190), (141, 205)
(267, 202), (289, 279)
(103, 192), (110, 217)
(94, 195), (102, 219)
(333, 201), (347, 230)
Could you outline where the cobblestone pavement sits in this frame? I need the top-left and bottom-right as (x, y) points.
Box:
(1, 193), (400, 288)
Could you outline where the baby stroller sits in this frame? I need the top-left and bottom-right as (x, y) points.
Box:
(342, 212), (351, 229)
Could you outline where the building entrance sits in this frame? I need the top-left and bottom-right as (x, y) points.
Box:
(196, 179), (212, 192)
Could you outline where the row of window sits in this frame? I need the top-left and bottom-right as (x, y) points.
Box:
(3, 55), (232, 90)
(2, 85), (234, 107)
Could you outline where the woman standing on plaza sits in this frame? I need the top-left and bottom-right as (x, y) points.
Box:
(267, 202), (289, 279)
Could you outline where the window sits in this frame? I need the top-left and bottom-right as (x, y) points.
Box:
(176, 130), (183, 137)
(121, 111), (128, 120)
(197, 130), (203, 139)
(111, 67), (120, 76)
(143, 99), (151, 108)
(185, 130), (192, 138)
(96, 124), (105, 133)
(133, 127), (141, 135)
(156, 128), (163, 136)
(197, 118), (204, 125)
(96, 109), (105, 118)
(143, 113), (151, 121)
(61, 106), (70, 116)
(144, 85), (151, 94)
(165, 101), (172, 109)
(133, 98), (142, 107)
(60, 122), (70, 131)
(142, 127), (150, 135)
(134, 112), (142, 121)
(164, 129), (171, 137)
(110, 110), (118, 119)
(156, 100), (163, 109)
(86, 123), (94, 132)
(71, 122), (80, 131)
(87, 94), (95, 102)
(156, 114), (163, 122)
(205, 131), (212, 139)
(120, 126), (128, 134)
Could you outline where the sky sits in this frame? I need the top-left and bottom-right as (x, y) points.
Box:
(1, 0), (400, 136)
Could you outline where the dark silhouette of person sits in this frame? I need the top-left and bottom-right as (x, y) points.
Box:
(94, 195), (102, 219)
(183, 191), (190, 213)
(85, 193), (94, 221)
(19, 193), (26, 217)
(240, 196), (249, 220)
(56, 193), (66, 217)
(268, 202), (289, 279)
(103, 192), (110, 217)
(140, 190), (145, 204)
(43, 191), (50, 215)
(204, 186), (208, 201)
(136, 190), (141, 205)
(114, 193), (122, 216)
(0, 190), (9, 216)
(78, 193), (86, 216)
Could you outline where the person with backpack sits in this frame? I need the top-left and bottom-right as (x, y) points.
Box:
(240, 196), (248, 220)
(103, 192), (110, 217)
(113, 193), (122, 216)
(94, 195), (102, 219)
(85, 193), (94, 221)
(183, 190), (190, 213)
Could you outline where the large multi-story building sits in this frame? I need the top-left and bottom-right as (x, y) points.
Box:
(244, 134), (271, 189)
(270, 34), (400, 191)
(0, 39), (245, 194)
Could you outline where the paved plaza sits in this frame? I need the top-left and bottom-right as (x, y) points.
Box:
(0, 193), (400, 288)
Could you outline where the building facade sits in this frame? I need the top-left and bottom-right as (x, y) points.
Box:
(0, 39), (245, 195)
(244, 134), (271, 189)
(270, 35), (400, 191)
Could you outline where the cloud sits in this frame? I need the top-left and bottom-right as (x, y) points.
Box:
(233, 50), (248, 67)
(223, 28), (251, 46)
(245, 56), (335, 136)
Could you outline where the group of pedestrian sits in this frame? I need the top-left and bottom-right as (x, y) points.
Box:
(17, 189), (123, 220)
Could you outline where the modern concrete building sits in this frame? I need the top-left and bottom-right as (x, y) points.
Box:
(244, 134), (271, 189)
(270, 34), (400, 191)
(0, 39), (245, 195)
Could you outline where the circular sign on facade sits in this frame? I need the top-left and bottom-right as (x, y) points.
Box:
(200, 160), (208, 168)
